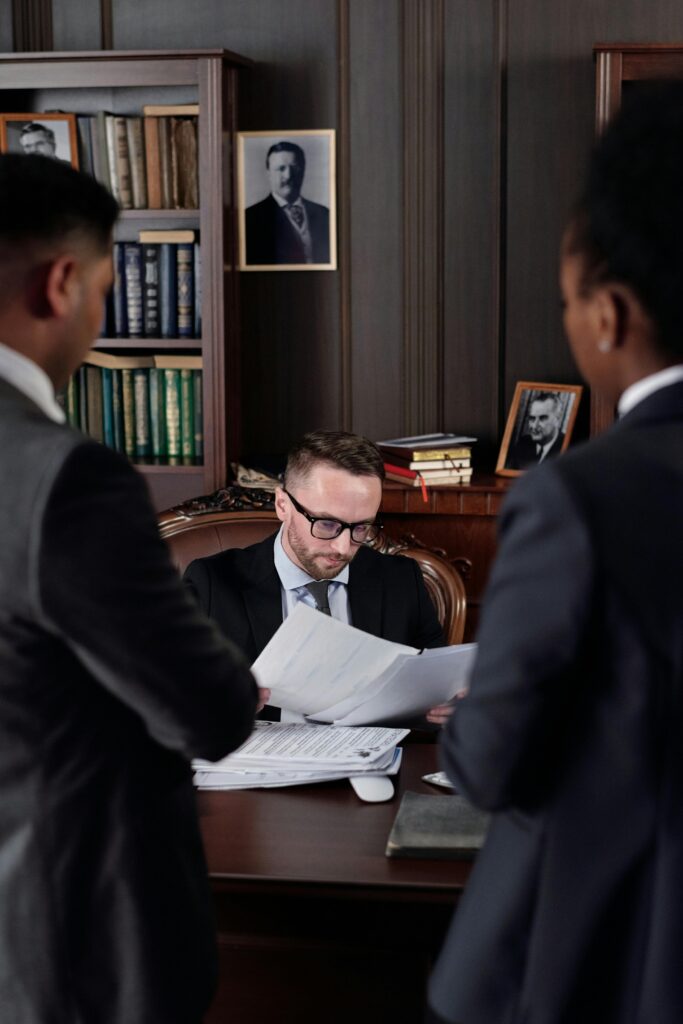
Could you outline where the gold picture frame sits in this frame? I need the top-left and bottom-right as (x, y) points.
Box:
(496, 381), (583, 476)
(237, 129), (336, 271)
(0, 113), (80, 168)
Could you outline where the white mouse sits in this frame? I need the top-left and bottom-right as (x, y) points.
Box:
(348, 774), (395, 803)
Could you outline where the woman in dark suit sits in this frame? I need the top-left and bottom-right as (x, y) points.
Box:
(429, 83), (683, 1024)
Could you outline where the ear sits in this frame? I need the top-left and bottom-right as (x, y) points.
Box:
(34, 253), (80, 320)
(274, 486), (288, 523)
(592, 282), (641, 350)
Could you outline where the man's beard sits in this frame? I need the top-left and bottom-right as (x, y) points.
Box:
(287, 526), (354, 580)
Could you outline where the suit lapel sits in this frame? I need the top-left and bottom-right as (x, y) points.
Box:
(242, 537), (283, 657)
(348, 547), (383, 638)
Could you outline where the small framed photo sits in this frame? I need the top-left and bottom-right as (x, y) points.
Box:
(496, 381), (583, 476)
(237, 129), (336, 271)
(0, 113), (79, 168)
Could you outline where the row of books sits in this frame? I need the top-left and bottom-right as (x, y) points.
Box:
(103, 232), (200, 340)
(64, 352), (203, 463)
(377, 433), (477, 488)
(76, 104), (199, 210)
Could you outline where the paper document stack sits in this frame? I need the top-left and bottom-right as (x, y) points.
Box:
(251, 603), (477, 725)
(194, 721), (408, 790)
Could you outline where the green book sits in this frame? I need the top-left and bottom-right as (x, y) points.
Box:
(148, 367), (167, 458)
(120, 368), (136, 458)
(163, 368), (182, 458)
(132, 367), (152, 458)
(111, 370), (125, 453)
(85, 365), (104, 443)
(193, 369), (203, 461)
(385, 791), (490, 860)
(180, 367), (194, 460)
(101, 367), (114, 448)
(66, 374), (80, 429)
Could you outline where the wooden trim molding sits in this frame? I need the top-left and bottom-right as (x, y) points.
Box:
(401, 0), (445, 434)
(337, 0), (353, 430)
(12, 0), (53, 51)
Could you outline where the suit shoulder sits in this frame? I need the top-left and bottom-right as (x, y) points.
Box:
(303, 197), (329, 216)
(184, 533), (276, 584)
(355, 544), (419, 580)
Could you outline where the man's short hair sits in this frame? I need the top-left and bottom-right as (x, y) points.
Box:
(530, 391), (561, 413)
(0, 153), (119, 256)
(266, 141), (306, 172)
(20, 122), (56, 145)
(284, 430), (385, 488)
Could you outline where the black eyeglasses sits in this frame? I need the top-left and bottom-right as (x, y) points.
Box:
(283, 489), (382, 544)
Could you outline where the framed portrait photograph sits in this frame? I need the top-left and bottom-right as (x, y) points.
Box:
(237, 129), (336, 271)
(0, 113), (79, 168)
(496, 381), (583, 476)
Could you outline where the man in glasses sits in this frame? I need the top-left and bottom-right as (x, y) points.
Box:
(185, 430), (446, 722)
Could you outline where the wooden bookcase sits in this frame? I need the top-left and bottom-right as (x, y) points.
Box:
(593, 42), (683, 435)
(0, 49), (251, 511)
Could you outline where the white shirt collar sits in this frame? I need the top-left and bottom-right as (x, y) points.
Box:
(273, 526), (350, 590)
(0, 341), (65, 423)
(618, 364), (683, 417)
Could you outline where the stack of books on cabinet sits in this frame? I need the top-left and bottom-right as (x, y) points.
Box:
(65, 352), (203, 465)
(378, 433), (477, 488)
(76, 105), (199, 210)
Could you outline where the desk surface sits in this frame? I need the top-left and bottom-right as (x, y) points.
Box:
(198, 742), (470, 899)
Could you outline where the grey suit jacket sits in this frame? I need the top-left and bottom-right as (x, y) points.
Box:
(430, 381), (683, 1024)
(0, 379), (257, 1024)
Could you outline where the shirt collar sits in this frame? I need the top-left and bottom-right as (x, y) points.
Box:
(618, 364), (683, 417)
(273, 526), (350, 589)
(0, 341), (65, 423)
(272, 192), (304, 210)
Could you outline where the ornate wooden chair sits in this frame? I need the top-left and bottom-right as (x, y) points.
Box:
(158, 492), (467, 645)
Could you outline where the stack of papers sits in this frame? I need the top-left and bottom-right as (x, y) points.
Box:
(251, 603), (477, 725)
(193, 721), (408, 790)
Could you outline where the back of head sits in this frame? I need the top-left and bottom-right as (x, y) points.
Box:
(567, 81), (683, 360)
(284, 430), (385, 488)
(0, 153), (119, 263)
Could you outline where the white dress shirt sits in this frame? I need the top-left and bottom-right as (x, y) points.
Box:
(0, 341), (66, 424)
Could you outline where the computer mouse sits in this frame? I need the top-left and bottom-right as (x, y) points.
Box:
(348, 775), (395, 802)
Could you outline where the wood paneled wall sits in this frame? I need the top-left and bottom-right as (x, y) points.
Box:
(11, 0), (683, 463)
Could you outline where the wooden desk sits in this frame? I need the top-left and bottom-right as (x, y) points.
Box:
(199, 743), (469, 1024)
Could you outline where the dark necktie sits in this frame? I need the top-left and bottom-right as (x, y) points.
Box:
(288, 203), (304, 228)
(305, 580), (331, 616)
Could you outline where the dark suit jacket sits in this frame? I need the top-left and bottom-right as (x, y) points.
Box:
(506, 429), (565, 470)
(245, 194), (330, 264)
(0, 379), (257, 1024)
(184, 534), (445, 714)
(429, 381), (683, 1024)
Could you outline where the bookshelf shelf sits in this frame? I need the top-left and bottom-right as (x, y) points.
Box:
(0, 49), (249, 511)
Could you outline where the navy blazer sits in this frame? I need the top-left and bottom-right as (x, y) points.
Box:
(429, 381), (683, 1024)
(184, 531), (445, 666)
(245, 193), (330, 265)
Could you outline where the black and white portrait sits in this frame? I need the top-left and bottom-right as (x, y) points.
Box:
(497, 382), (583, 476)
(238, 129), (336, 271)
(1, 114), (79, 168)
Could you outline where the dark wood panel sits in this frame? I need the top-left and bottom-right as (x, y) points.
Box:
(504, 0), (683, 414)
(442, 0), (500, 454)
(52, 0), (100, 51)
(348, 0), (403, 441)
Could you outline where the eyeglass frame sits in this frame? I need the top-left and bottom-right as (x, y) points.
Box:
(282, 488), (382, 544)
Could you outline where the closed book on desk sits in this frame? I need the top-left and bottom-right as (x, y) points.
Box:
(385, 791), (489, 860)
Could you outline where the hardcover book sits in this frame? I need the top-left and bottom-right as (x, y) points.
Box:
(385, 791), (489, 860)
(126, 115), (148, 209)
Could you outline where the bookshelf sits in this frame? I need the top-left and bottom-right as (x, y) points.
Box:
(0, 49), (251, 511)
(593, 42), (683, 436)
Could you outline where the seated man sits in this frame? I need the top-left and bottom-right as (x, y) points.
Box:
(185, 430), (448, 722)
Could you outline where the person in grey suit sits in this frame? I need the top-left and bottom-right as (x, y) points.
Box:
(245, 141), (330, 265)
(429, 84), (683, 1023)
(185, 430), (449, 724)
(0, 153), (260, 1024)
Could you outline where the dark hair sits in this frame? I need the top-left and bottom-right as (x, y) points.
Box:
(0, 153), (119, 254)
(284, 430), (385, 487)
(266, 141), (306, 172)
(20, 122), (56, 144)
(566, 81), (683, 358)
(530, 391), (560, 410)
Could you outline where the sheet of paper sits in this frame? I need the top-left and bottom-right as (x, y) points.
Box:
(193, 722), (409, 773)
(311, 643), (478, 726)
(251, 603), (417, 715)
(194, 747), (403, 790)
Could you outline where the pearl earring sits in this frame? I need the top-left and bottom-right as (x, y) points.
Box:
(597, 338), (613, 354)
